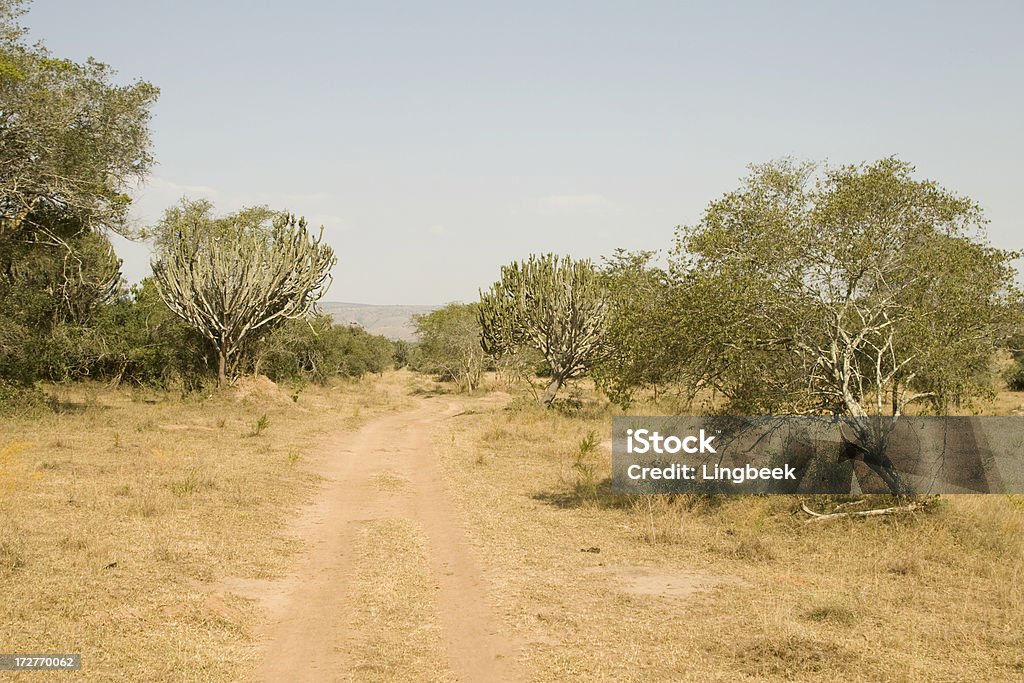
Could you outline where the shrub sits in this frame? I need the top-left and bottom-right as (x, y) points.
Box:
(250, 314), (395, 383)
(1005, 361), (1024, 392)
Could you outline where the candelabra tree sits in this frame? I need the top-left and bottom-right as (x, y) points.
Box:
(152, 200), (335, 386)
(479, 253), (609, 405)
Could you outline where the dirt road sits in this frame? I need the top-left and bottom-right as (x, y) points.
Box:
(231, 391), (522, 682)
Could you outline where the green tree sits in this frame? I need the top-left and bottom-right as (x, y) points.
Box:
(37, 277), (210, 387)
(0, 0), (157, 388)
(392, 339), (411, 369)
(412, 303), (485, 392)
(152, 200), (336, 386)
(672, 157), (1021, 493)
(479, 253), (609, 405)
(592, 249), (677, 406)
(0, 214), (122, 383)
(0, 0), (157, 241)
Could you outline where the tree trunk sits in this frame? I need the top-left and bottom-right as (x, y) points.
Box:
(866, 457), (913, 496)
(217, 346), (227, 387)
(542, 375), (564, 406)
(845, 440), (913, 495)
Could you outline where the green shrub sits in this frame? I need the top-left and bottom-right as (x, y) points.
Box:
(1005, 362), (1024, 392)
(37, 278), (211, 389)
(249, 314), (395, 383)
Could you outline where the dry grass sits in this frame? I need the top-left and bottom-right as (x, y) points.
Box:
(342, 518), (455, 682)
(435, 380), (1024, 682)
(0, 373), (408, 682)
(3, 369), (1022, 681)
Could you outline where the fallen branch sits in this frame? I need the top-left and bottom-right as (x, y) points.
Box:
(800, 500), (930, 523)
(832, 499), (866, 513)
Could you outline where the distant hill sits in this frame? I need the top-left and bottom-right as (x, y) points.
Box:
(319, 302), (438, 341)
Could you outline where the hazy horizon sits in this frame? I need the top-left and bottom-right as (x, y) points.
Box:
(26, 0), (1024, 304)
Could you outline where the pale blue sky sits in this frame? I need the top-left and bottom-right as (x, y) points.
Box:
(26, 1), (1024, 304)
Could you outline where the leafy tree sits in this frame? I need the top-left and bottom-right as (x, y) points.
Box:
(592, 249), (677, 406)
(412, 303), (485, 392)
(38, 277), (210, 387)
(0, 214), (122, 383)
(1, 213), (120, 321)
(345, 328), (394, 377)
(152, 200), (336, 386)
(0, 0), (157, 388)
(0, 0), (157, 241)
(1001, 332), (1024, 391)
(479, 253), (609, 405)
(672, 158), (1021, 494)
(392, 339), (411, 369)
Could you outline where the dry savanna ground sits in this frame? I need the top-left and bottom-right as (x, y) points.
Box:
(1, 370), (1022, 681)
(437, 387), (1024, 682)
(0, 376), (410, 681)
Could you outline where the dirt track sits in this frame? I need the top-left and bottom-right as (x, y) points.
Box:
(230, 392), (521, 682)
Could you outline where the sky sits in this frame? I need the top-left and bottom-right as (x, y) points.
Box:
(25, 0), (1024, 304)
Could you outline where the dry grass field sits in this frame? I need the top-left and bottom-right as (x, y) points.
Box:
(1, 370), (1022, 681)
(433, 382), (1024, 682)
(0, 376), (409, 682)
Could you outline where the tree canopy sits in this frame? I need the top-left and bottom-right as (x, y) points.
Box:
(479, 253), (609, 404)
(0, 0), (158, 241)
(412, 303), (485, 392)
(152, 200), (336, 386)
(0, 0), (157, 388)
(669, 157), (1021, 492)
(592, 249), (677, 406)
